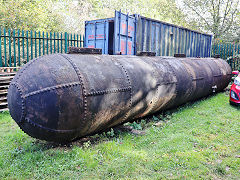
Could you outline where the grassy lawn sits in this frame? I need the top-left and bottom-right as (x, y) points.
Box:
(0, 92), (239, 179)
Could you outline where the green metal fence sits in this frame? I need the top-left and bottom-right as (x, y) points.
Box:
(0, 28), (84, 67)
(212, 43), (240, 71)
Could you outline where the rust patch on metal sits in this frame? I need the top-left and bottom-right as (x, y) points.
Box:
(7, 54), (232, 142)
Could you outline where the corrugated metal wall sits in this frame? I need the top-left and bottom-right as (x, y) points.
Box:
(85, 18), (113, 54)
(135, 16), (212, 57)
(84, 11), (212, 57)
(113, 11), (136, 55)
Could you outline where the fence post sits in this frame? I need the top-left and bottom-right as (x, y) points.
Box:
(83, 35), (84, 47)
(13, 29), (16, 67)
(0, 28), (2, 67)
(4, 28), (7, 67)
(64, 32), (68, 53)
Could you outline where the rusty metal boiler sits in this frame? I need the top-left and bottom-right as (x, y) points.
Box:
(8, 54), (231, 142)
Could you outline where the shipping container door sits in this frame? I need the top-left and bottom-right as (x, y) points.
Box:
(114, 11), (136, 55)
(85, 19), (110, 54)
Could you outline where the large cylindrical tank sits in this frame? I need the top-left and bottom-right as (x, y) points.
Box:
(8, 54), (232, 142)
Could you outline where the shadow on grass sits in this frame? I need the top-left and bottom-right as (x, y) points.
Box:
(230, 104), (240, 110)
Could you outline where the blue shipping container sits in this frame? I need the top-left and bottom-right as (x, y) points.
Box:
(135, 15), (212, 57)
(85, 11), (136, 55)
(85, 18), (113, 54)
(85, 10), (212, 57)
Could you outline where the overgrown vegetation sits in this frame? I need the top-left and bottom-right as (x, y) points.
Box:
(181, 0), (240, 42)
(227, 54), (240, 70)
(0, 0), (66, 32)
(0, 0), (194, 34)
(0, 92), (239, 179)
(1, 0), (240, 41)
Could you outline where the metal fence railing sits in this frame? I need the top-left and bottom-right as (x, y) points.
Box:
(212, 43), (240, 71)
(0, 28), (85, 67)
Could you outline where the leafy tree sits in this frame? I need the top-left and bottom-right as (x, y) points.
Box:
(59, 0), (94, 34)
(0, 0), (68, 32)
(88, 0), (189, 27)
(181, 0), (240, 42)
(0, 0), (194, 35)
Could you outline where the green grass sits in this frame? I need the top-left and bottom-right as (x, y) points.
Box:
(0, 92), (240, 179)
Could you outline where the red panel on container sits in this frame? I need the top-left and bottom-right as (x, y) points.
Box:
(128, 42), (132, 55)
(121, 40), (125, 54)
